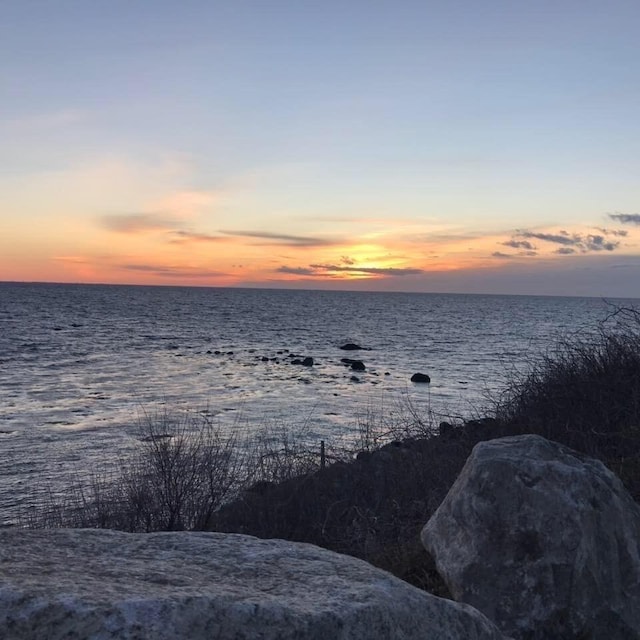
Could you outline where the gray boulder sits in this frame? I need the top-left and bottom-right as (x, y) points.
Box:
(422, 434), (640, 639)
(0, 528), (507, 640)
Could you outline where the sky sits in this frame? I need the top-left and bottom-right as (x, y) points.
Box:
(1, 1), (640, 297)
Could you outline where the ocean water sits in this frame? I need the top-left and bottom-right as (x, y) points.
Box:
(0, 282), (635, 524)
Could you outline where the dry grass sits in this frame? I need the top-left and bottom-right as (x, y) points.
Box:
(492, 305), (640, 498)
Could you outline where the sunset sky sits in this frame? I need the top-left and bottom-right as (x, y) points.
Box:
(2, 1), (640, 297)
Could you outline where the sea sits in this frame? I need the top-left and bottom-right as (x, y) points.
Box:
(0, 282), (637, 525)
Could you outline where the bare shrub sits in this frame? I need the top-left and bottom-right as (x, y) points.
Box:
(27, 410), (245, 532)
(495, 322), (640, 446)
(121, 412), (246, 531)
(492, 304), (640, 497)
(354, 392), (439, 453)
(244, 422), (326, 486)
(22, 472), (121, 530)
(212, 412), (468, 594)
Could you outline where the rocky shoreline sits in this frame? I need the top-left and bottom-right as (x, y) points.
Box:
(2, 434), (639, 639)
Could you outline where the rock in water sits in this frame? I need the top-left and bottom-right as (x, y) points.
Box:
(411, 373), (431, 383)
(422, 434), (640, 640)
(0, 529), (507, 640)
(339, 343), (363, 351)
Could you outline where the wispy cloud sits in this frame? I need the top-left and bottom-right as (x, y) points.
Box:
(512, 229), (620, 252)
(168, 230), (225, 244)
(277, 263), (424, 277)
(220, 230), (338, 247)
(516, 230), (578, 246)
(276, 266), (319, 276)
(595, 227), (628, 237)
(491, 250), (537, 259)
(53, 255), (91, 264)
(608, 212), (640, 225)
(100, 215), (340, 252)
(100, 212), (229, 245)
(501, 239), (536, 250)
(583, 235), (619, 251)
(118, 264), (227, 278)
(100, 213), (181, 233)
(311, 263), (424, 276)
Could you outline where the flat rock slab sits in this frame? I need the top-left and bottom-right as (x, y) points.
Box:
(422, 434), (640, 640)
(0, 528), (507, 640)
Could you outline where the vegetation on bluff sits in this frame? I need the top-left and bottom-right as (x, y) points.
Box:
(26, 305), (640, 595)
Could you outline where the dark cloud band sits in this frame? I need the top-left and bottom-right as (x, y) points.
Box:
(118, 264), (227, 278)
(510, 229), (619, 253)
(220, 230), (336, 247)
(609, 213), (640, 225)
(277, 263), (424, 277)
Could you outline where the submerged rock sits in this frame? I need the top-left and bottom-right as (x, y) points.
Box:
(0, 528), (507, 640)
(290, 357), (314, 366)
(340, 358), (365, 371)
(422, 434), (640, 640)
(339, 343), (365, 351)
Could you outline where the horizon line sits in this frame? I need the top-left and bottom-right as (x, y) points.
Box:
(1, 279), (638, 302)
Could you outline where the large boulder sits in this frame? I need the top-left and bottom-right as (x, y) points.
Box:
(0, 528), (507, 640)
(422, 434), (640, 640)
